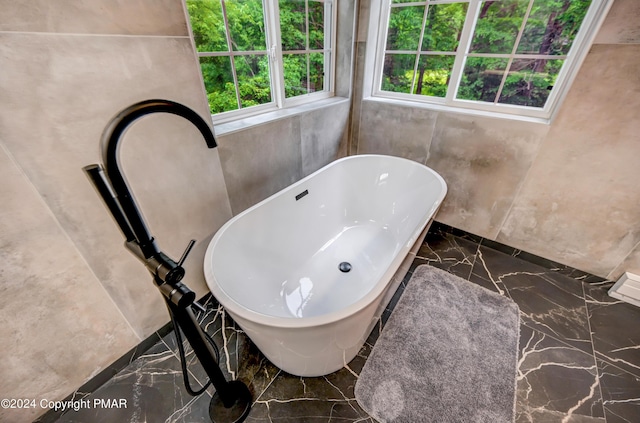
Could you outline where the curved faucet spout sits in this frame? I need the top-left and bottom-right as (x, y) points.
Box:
(100, 99), (217, 259)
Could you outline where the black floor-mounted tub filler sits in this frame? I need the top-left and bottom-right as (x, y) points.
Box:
(83, 99), (252, 423)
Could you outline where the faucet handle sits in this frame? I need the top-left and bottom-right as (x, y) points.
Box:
(178, 239), (197, 267)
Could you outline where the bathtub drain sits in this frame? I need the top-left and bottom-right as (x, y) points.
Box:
(339, 262), (352, 273)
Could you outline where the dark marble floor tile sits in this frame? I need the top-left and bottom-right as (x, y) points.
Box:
(585, 283), (640, 378)
(479, 239), (607, 284)
(516, 411), (605, 423)
(169, 393), (215, 423)
(471, 245), (593, 354)
(248, 368), (371, 422)
(245, 402), (375, 423)
(35, 325), (175, 423)
(417, 229), (478, 279)
(597, 359), (640, 423)
(54, 341), (198, 423)
(516, 325), (604, 423)
(468, 266), (510, 296)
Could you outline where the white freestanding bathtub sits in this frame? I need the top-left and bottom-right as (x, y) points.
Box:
(204, 154), (447, 376)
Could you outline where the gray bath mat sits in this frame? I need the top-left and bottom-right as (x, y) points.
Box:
(355, 265), (520, 422)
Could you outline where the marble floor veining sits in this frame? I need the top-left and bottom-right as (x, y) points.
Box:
(38, 223), (640, 423)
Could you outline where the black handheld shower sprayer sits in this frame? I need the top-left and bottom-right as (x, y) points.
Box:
(83, 99), (251, 423)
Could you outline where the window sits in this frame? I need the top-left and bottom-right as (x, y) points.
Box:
(370, 0), (612, 121)
(186, 0), (335, 122)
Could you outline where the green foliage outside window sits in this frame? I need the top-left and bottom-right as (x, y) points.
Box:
(382, 0), (592, 109)
(186, 0), (327, 115)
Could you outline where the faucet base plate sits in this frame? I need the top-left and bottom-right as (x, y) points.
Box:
(209, 380), (252, 423)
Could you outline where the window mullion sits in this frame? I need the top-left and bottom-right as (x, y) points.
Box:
(305, 0), (311, 93)
(411, 3), (431, 95)
(493, 0), (535, 104)
(219, 0), (241, 110)
(220, 0), (242, 109)
(265, 0), (285, 108)
(324, 1), (333, 93)
(446, 0), (479, 104)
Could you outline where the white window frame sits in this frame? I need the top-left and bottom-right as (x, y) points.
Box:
(185, 0), (337, 125)
(366, 0), (613, 123)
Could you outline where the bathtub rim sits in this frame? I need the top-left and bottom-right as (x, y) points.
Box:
(203, 154), (447, 329)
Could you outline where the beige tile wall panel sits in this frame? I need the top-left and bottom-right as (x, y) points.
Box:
(217, 117), (303, 215)
(357, 100), (437, 164)
(427, 113), (549, 240)
(0, 33), (232, 338)
(498, 44), (640, 278)
(594, 0), (640, 44)
(0, 146), (139, 423)
(0, 0), (188, 35)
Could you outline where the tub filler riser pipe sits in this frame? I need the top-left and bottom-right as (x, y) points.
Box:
(166, 299), (252, 416)
(83, 99), (251, 423)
